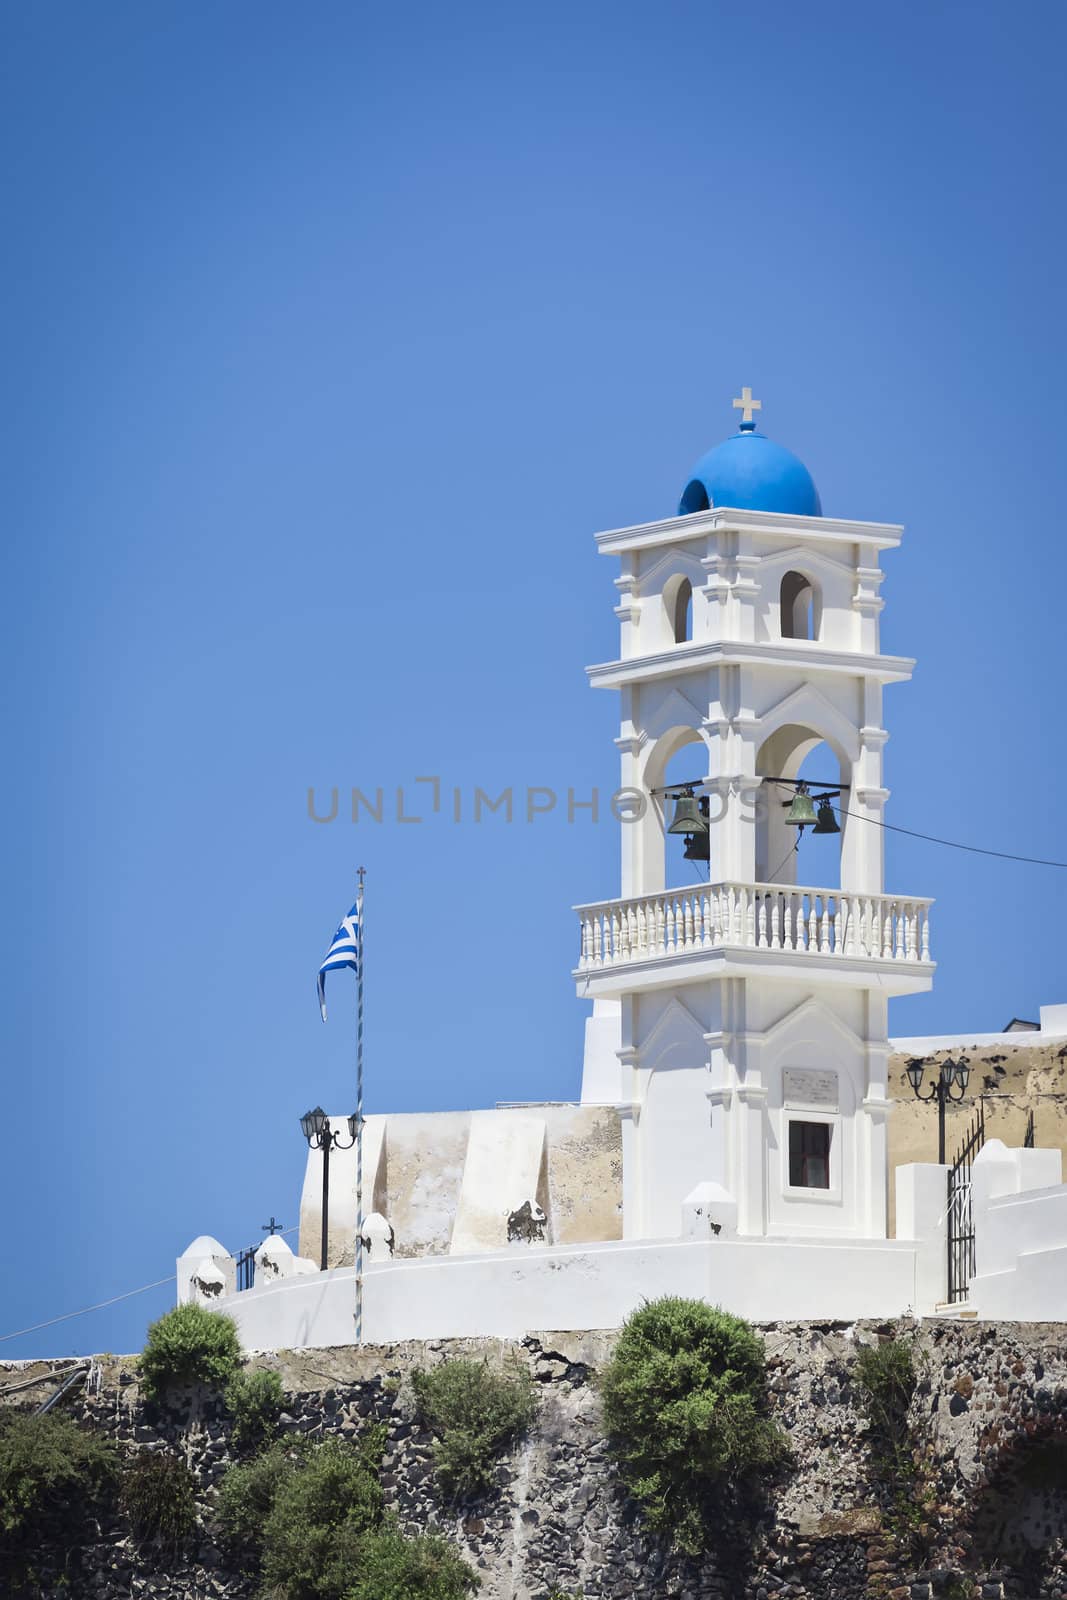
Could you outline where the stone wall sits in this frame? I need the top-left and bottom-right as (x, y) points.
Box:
(3, 1320), (1067, 1599)
(887, 1039), (1067, 1233)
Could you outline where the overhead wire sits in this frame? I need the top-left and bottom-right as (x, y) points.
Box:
(767, 782), (1067, 869)
(0, 1227), (301, 1346)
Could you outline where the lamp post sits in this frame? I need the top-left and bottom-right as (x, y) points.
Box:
(300, 1106), (358, 1271)
(905, 1057), (971, 1164)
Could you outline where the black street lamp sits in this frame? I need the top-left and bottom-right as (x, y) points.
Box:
(300, 1106), (358, 1271)
(905, 1057), (971, 1164)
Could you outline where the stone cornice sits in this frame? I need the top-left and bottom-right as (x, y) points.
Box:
(596, 507), (904, 557)
(587, 639), (916, 690)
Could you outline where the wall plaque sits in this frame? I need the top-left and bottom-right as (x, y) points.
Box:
(783, 1068), (838, 1110)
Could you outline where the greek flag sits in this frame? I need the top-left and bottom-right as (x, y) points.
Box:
(317, 902), (361, 1021)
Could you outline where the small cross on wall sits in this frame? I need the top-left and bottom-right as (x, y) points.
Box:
(732, 386), (762, 425)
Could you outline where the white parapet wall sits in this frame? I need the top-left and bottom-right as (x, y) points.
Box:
(969, 1139), (1067, 1320)
(894, 1162), (949, 1310)
(225, 1234), (920, 1351)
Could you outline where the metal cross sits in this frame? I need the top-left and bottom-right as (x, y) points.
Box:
(261, 1216), (284, 1236)
(732, 386), (762, 424)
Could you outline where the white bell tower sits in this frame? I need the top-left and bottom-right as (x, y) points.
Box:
(575, 394), (934, 1243)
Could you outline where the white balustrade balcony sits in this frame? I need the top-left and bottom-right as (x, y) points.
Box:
(574, 881), (934, 996)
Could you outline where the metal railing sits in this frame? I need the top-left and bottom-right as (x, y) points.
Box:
(236, 1245), (257, 1293)
(947, 1101), (986, 1304)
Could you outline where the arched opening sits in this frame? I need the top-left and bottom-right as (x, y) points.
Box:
(640, 726), (709, 893)
(755, 722), (848, 888)
(662, 739), (709, 884)
(780, 571), (820, 641)
(663, 575), (693, 643)
(679, 479), (709, 515)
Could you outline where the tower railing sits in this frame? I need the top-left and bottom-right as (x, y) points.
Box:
(575, 880), (932, 971)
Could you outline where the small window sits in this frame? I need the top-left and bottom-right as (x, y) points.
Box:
(789, 1121), (830, 1188)
(780, 571), (817, 640)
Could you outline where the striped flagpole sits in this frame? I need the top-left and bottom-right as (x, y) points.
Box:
(355, 866), (366, 1344)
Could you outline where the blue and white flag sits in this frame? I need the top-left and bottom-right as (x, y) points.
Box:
(317, 902), (361, 1021)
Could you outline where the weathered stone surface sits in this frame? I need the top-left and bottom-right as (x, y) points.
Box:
(3, 1321), (1067, 1598)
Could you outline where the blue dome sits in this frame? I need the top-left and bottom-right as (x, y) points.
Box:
(679, 424), (822, 518)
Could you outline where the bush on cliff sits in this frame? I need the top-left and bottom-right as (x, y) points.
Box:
(225, 1366), (285, 1448)
(0, 1409), (118, 1589)
(215, 1437), (306, 1549)
(120, 1448), (198, 1549)
(138, 1302), (243, 1399)
(343, 1522), (480, 1598)
(217, 1430), (385, 1598)
(411, 1357), (537, 1499)
(599, 1296), (788, 1554)
(852, 1329), (933, 1542)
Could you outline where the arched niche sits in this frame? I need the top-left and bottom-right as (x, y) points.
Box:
(662, 574), (693, 643)
(780, 570), (821, 641)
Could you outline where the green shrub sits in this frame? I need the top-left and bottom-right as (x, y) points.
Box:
(343, 1523), (479, 1598)
(139, 1302), (243, 1399)
(853, 1331), (932, 1541)
(215, 1438), (304, 1550)
(261, 1430), (386, 1600)
(217, 1430), (385, 1597)
(599, 1296), (788, 1555)
(226, 1367), (285, 1448)
(0, 1410), (118, 1585)
(853, 1335), (917, 1464)
(411, 1358), (537, 1499)
(120, 1449), (198, 1548)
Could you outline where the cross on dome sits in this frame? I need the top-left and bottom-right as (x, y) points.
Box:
(732, 386), (762, 426)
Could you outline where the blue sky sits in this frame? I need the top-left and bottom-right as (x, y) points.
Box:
(3, 1), (1065, 1358)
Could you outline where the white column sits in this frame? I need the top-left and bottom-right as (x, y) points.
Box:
(734, 1085), (769, 1236)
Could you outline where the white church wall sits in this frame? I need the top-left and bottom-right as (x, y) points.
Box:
(748, 539), (859, 653)
(298, 1106), (623, 1269)
(619, 978), (891, 1246)
(450, 1112), (548, 1254)
(761, 997), (861, 1237)
(579, 999), (623, 1103)
(225, 1234), (920, 1351)
(630, 989), (713, 1239)
(630, 544), (707, 653)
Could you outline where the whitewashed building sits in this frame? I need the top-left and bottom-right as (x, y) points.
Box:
(182, 396), (1067, 1348)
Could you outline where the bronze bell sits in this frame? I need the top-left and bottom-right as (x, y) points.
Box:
(668, 792), (707, 835)
(683, 832), (710, 862)
(812, 798), (840, 835)
(784, 783), (817, 829)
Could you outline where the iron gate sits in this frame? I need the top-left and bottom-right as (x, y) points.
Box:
(236, 1244), (256, 1293)
(947, 1101), (985, 1304)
